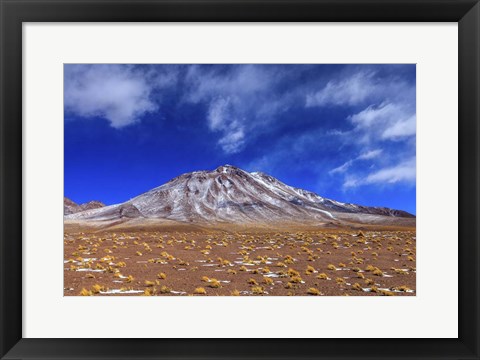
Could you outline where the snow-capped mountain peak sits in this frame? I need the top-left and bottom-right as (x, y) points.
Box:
(66, 165), (415, 226)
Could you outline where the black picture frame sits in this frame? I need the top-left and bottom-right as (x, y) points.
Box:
(1, 1), (479, 359)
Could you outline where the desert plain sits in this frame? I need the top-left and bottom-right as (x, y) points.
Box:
(64, 221), (415, 296)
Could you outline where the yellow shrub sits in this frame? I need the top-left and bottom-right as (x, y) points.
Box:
(290, 276), (303, 284)
(208, 279), (221, 288)
(307, 287), (321, 296)
(91, 284), (104, 294)
(352, 283), (363, 291)
(263, 277), (274, 285)
(159, 285), (171, 294)
(251, 286), (264, 295)
(80, 288), (92, 296)
(157, 272), (167, 280)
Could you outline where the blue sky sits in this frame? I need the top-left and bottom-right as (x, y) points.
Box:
(64, 64), (416, 214)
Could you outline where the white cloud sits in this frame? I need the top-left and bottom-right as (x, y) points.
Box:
(330, 149), (382, 174)
(218, 128), (245, 154)
(332, 103), (416, 187)
(64, 64), (292, 153)
(343, 178), (359, 188)
(185, 65), (274, 104)
(381, 114), (416, 140)
(306, 71), (377, 107)
(357, 149), (383, 160)
(329, 160), (354, 174)
(207, 97), (245, 154)
(307, 69), (416, 193)
(64, 65), (157, 128)
(207, 97), (231, 131)
(365, 159), (416, 184)
(347, 102), (416, 144)
(185, 65), (288, 154)
(306, 67), (415, 109)
(350, 102), (398, 128)
(244, 66), (416, 192)
(344, 157), (416, 188)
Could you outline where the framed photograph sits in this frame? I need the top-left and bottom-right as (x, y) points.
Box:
(63, 63), (417, 298)
(1, 1), (479, 359)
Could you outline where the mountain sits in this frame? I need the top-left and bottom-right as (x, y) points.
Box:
(65, 165), (415, 227)
(64, 197), (80, 215)
(64, 197), (105, 215)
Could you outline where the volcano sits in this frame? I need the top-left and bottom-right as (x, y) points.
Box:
(65, 165), (414, 227)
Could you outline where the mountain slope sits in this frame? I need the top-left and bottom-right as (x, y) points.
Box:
(64, 197), (105, 215)
(65, 165), (414, 226)
(64, 197), (80, 215)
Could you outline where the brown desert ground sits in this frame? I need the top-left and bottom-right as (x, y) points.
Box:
(64, 220), (416, 296)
